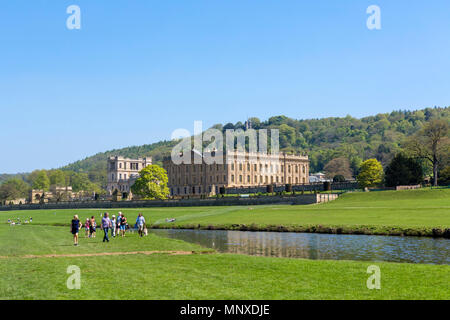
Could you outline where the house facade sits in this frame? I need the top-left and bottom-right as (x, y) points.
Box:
(163, 151), (309, 197)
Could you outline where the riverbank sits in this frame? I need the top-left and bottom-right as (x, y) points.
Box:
(152, 188), (450, 238)
(1, 224), (449, 300)
(2, 189), (449, 238)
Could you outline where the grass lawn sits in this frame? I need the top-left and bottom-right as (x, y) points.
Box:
(0, 189), (448, 300)
(1, 251), (449, 300)
(0, 224), (210, 257)
(2, 188), (449, 236)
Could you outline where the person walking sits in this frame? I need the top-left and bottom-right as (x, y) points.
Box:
(110, 215), (117, 238)
(89, 216), (97, 238)
(116, 212), (122, 236)
(71, 215), (81, 246)
(120, 214), (127, 237)
(101, 212), (112, 243)
(136, 213), (146, 238)
(84, 218), (90, 238)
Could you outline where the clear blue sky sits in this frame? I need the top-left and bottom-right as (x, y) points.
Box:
(1, 0), (450, 173)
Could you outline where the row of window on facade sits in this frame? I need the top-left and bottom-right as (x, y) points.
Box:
(111, 173), (127, 181)
(111, 162), (141, 170)
(111, 173), (139, 181)
(111, 173), (138, 181)
(227, 175), (306, 185)
(115, 184), (130, 192)
(172, 174), (307, 185)
(170, 163), (307, 174)
(172, 175), (227, 185)
(228, 163), (307, 175)
(170, 185), (218, 195)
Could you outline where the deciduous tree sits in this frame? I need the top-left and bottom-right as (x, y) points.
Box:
(0, 179), (29, 202)
(405, 119), (449, 186)
(69, 172), (98, 192)
(48, 170), (66, 186)
(324, 157), (353, 180)
(131, 165), (169, 200)
(357, 159), (383, 188)
(30, 170), (50, 191)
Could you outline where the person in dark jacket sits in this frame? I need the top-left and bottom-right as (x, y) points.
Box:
(71, 215), (81, 246)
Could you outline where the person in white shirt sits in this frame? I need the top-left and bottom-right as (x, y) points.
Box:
(110, 215), (117, 238)
(136, 213), (146, 238)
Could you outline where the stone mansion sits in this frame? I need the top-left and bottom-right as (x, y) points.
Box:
(163, 151), (309, 197)
(106, 156), (152, 196)
(107, 152), (309, 198)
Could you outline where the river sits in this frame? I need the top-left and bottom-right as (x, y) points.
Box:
(151, 229), (450, 264)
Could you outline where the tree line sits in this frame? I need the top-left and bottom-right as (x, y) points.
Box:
(326, 118), (449, 188)
(0, 169), (104, 203)
(0, 106), (449, 202)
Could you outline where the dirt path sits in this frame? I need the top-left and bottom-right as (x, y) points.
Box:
(0, 250), (213, 259)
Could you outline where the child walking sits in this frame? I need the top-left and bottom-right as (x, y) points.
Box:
(84, 218), (90, 238)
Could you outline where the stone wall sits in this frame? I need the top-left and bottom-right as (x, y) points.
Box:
(315, 193), (339, 203)
(0, 193), (340, 211)
(396, 185), (421, 191)
(226, 181), (359, 194)
(1, 198), (27, 206)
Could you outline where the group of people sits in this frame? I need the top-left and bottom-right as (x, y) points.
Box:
(71, 212), (147, 245)
(7, 217), (32, 226)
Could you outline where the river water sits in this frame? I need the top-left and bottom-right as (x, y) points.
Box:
(151, 229), (450, 264)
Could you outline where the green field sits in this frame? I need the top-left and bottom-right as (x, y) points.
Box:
(2, 188), (449, 236)
(0, 189), (449, 300)
(0, 223), (449, 300)
(2, 253), (449, 300)
(0, 224), (210, 257)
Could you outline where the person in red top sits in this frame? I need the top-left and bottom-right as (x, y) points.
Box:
(89, 216), (96, 238)
(84, 218), (90, 238)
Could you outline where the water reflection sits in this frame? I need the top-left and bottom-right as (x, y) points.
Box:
(151, 229), (450, 265)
